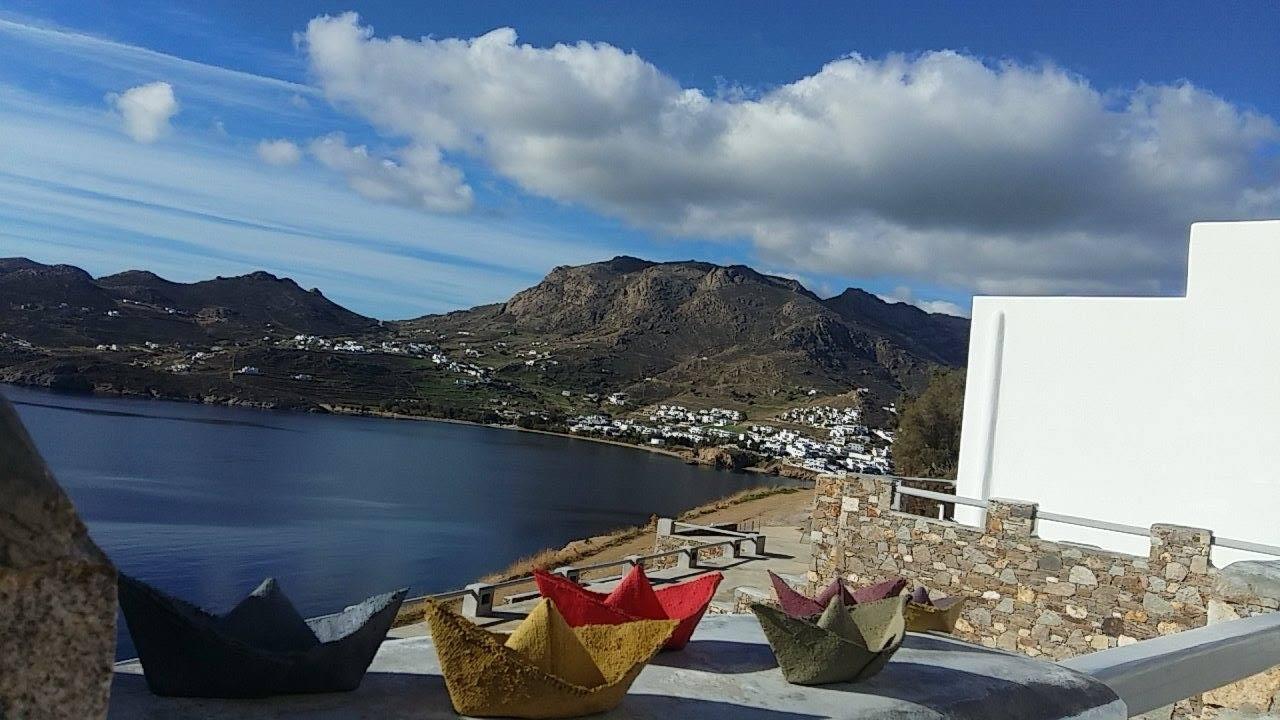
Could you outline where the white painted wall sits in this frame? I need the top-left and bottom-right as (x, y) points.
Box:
(955, 221), (1280, 565)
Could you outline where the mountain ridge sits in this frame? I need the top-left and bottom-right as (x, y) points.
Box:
(0, 255), (967, 417)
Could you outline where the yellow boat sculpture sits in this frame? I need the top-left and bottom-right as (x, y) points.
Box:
(424, 598), (676, 718)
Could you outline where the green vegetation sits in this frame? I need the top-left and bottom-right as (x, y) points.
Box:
(892, 367), (966, 479)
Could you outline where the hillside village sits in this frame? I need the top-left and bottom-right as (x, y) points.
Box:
(567, 400), (894, 475)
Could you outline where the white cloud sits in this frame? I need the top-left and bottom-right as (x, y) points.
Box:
(301, 13), (1280, 296)
(0, 85), (612, 317)
(308, 133), (472, 212)
(109, 81), (178, 143)
(877, 287), (968, 318)
(256, 138), (301, 165)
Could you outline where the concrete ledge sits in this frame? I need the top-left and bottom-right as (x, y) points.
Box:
(111, 614), (1124, 719)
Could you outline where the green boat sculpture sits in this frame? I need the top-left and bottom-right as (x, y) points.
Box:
(752, 593), (907, 685)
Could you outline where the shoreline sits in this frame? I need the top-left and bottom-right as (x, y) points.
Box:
(1, 381), (814, 478)
(321, 403), (698, 462)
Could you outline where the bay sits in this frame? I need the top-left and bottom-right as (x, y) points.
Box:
(3, 384), (790, 659)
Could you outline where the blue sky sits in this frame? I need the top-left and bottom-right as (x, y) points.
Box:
(1, 1), (1278, 319)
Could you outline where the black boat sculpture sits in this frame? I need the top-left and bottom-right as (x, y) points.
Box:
(118, 574), (407, 698)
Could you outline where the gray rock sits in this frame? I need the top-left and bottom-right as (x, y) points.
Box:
(1037, 610), (1064, 627)
(1143, 593), (1175, 616)
(967, 607), (993, 628)
(1069, 566), (1098, 586)
(1164, 562), (1188, 582)
(0, 393), (116, 719)
(1216, 561), (1280, 602)
(1039, 554), (1063, 572)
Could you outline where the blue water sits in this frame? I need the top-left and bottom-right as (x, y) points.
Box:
(3, 384), (789, 659)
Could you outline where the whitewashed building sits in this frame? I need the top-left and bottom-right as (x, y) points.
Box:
(955, 220), (1280, 564)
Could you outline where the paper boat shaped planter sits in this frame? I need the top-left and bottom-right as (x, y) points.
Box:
(752, 594), (908, 685)
(117, 574), (407, 697)
(768, 569), (906, 619)
(904, 586), (966, 633)
(532, 564), (722, 650)
(425, 598), (676, 718)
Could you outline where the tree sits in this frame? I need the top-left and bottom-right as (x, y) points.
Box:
(893, 368), (966, 479)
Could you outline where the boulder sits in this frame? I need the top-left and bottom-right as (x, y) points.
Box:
(694, 445), (760, 470)
(0, 393), (116, 719)
(1216, 560), (1280, 603)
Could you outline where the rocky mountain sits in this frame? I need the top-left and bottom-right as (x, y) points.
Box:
(0, 255), (967, 418)
(0, 258), (377, 346)
(401, 256), (968, 413)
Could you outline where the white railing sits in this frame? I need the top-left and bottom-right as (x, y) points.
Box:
(885, 477), (1280, 557)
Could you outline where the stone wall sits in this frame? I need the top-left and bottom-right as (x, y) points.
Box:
(810, 474), (1280, 662)
(648, 534), (729, 571)
(648, 523), (741, 571)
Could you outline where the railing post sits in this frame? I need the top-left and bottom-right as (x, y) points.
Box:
(749, 532), (766, 556)
(554, 566), (581, 583)
(462, 582), (495, 618)
(890, 481), (902, 512)
(656, 517), (675, 537)
(985, 498), (1038, 540)
(676, 546), (699, 570)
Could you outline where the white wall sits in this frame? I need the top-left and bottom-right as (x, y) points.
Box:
(955, 220), (1280, 565)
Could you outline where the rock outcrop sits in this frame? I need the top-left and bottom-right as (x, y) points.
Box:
(694, 445), (760, 470)
(0, 393), (116, 719)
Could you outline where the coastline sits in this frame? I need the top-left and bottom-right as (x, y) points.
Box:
(320, 403), (698, 462)
(0, 380), (809, 476)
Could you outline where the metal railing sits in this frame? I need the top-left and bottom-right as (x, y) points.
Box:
(401, 519), (765, 617)
(885, 477), (1280, 558)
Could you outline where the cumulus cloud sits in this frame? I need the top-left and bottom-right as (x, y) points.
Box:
(308, 133), (472, 212)
(110, 81), (178, 143)
(256, 138), (302, 165)
(301, 13), (1280, 295)
(877, 287), (968, 318)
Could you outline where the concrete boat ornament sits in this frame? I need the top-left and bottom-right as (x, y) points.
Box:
(905, 586), (965, 633)
(532, 564), (722, 649)
(424, 598), (676, 718)
(117, 574), (407, 697)
(767, 569), (906, 618)
(752, 594), (909, 685)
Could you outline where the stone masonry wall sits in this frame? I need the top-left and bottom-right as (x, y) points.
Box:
(810, 474), (1280, 664)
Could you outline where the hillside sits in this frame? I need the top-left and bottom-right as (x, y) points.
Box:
(399, 257), (967, 413)
(0, 259), (377, 346)
(0, 255), (967, 420)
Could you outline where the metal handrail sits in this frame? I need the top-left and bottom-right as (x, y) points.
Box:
(888, 479), (1280, 557)
(1215, 536), (1280, 556)
(894, 484), (988, 508)
(1037, 510), (1149, 538)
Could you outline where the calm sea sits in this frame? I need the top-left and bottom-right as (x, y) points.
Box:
(3, 384), (790, 659)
